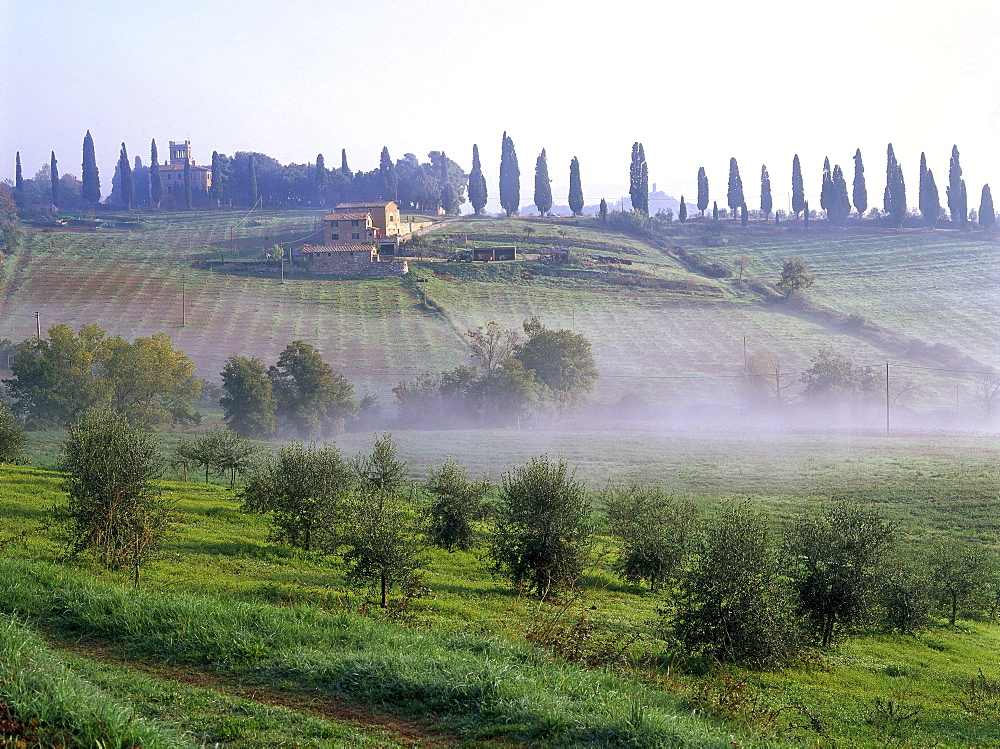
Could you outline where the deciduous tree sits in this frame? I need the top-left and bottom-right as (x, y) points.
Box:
(268, 340), (357, 437)
(0, 403), (25, 463)
(929, 541), (989, 625)
(221, 355), (276, 437)
(515, 316), (598, 411)
(467, 320), (519, 375)
(776, 257), (814, 295)
(533, 149), (552, 216)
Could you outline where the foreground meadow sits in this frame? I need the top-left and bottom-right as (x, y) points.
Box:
(1, 430), (998, 747)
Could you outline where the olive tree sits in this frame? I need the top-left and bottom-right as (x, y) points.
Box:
(489, 456), (592, 598)
(424, 458), (491, 551)
(603, 483), (697, 591)
(0, 403), (26, 463)
(56, 409), (170, 586)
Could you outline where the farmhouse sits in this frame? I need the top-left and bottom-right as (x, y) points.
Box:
(298, 244), (408, 276)
(158, 140), (212, 208)
(328, 201), (401, 238)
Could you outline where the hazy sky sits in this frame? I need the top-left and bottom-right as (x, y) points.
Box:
(2, 0), (998, 212)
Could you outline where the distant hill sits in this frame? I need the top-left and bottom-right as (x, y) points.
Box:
(520, 187), (683, 217)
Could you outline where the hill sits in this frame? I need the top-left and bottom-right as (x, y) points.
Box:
(1, 210), (996, 419)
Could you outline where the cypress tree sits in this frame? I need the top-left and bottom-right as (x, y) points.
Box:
(341, 149), (350, 177)
(760, 164), (772, 221)
(248, 155), (258, 207)
(468, 144), (488, 216)
(885, 147), (907, 228)
(118, 143), (134, 210)
(50, 152), (60, 209)
(804, 200), (810, 227)
(884, 143), (897, 215)
(791, 155), (805, 218)
(568, 156), (583, 216)
(82, 131), (101, 206)
(533, 149), (552, 216)
(499, 132), (520, 218)
(149, 139), (162, 209)
(853, 148), (867, 220)
(183, 159), (193, 209)
(947, 144), (966, 226)
(820, 157), (833, 213)
(923, 168), (940, 227)
(727, 157), (744, 219)
(741, 202), (749, 227)
(14, 152), (23, 204)
(439, 151), (458, 215)
(133, 155), (149, 208)
(378, 146), (398, 201)
(697, 167), (709, 217)
(712, 201), (719, 221)
(211, 151), (224, 206)
(679, 195), (687, 223)
(629, 142), (648, 214)
(980, 184), (995, 229)
(315, 153), (328, 205)
(828, 165), (850, 225)
(599, 198), (608, 222)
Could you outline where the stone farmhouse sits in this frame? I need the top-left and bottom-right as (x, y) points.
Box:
(299, 201), (408, 275)
(159, 140), (212, 208)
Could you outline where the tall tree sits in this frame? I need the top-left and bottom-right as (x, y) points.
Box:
(14, 152), (23, 204)
(314, 153), (328, 205)
(220, 355), (277, 437)
(599, 198), (608, 222)
(727, 157), (744, 219)
(533, 149), (552, 216)
(378, 146), (398, 201)
(50, 152), (60, 208)
(499, 132), (520, 218)
(980, 184), (995, 229)
(820, 157), (833, 213)
(791, 154), (805, 218)
(919, 153), (940, 226)
(760, 164), (772, 220)
(678, 195), (687, 223)
(248, 154), (258, 206)
(118, 143), (134, 210)
(883, 143), (896, 214)
(828, 165), (851, 225)
(947, 144), (967, 226)
(629, 142), (648, 214)
(885, 144), (906, 228)
(852, 148), (867, 220)
(210, 151), (224, 206)
(568, 156), (583, 216)
(340, 148), (350, 178)
(183, 159), (193, 209)
(149, 139), (162, 209)
(267, 340), (357, 437)
(468, 144), (488, 216)
(696, 167), (709, 218)
(82, 131), (101, 206)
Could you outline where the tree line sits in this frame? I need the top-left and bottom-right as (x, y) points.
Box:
(13, 413), (997, 666)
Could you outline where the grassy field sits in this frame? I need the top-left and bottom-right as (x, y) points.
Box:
(2, 210), (995, 415)
(1, 429), (999, 747)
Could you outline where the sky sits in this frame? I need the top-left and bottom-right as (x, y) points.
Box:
(2, 0), (998, 214)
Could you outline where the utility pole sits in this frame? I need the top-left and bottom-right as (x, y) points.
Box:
(34, 312), (40, 341)
(743, 336), (747, 371)
(885, 362), (890, 437)
(280, 245), (285, 283)
(181, 275), (186, 327)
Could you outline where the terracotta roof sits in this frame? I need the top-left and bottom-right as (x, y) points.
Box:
(323, 212), (371, 221)
(333, 201), (397, 210)
(159, 163), (211, 171)
(300, 244), (375, 254)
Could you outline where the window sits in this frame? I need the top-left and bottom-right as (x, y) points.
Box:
(332, 233), (339, 240)
(330, 220), (339, 227)
(351, 219), (359, 226)
(352, 233), (360, 240)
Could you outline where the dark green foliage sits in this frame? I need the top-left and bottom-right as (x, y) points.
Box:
(760, 165), (772, 219)
(352, 433), (407, 496)
(799, 349), (879, 404)
(340, 148), (350, 177)
(425, 458), (490, 551)
(180, 427), (256, 488)
(820, 156), (833, 213)
(879, 559), (934, 633)
(149, 139), (161, 207)
(776, 257), (814, 295)
(853, 148), (867, 219)
(947, 144), (967, 226)
(242, 441), (353, 552)
(14, 151), (24, 201)
(678, 195), (687, 223)
(49, 152), (59, 208)
(0, 184), (22, 255)
(629, 142), (649, 214)
(568, 156), (584, 216)
(928, 541), (990, 625)
(712, 201), (719, 221)
(791, 154), (805, 217)
(378, 146), (398, 201)
(740, 202), (748, 226)
(118, 142), (134, 209)
(533, 148), (552, 216)
(786, 502), (895, 646)
(599, 198), (608, 222)
(726, 157), (743, 217)
(697, 167), (709, 216)
(210, 150), (225, 206)
(979, 184), (995, 229)
(499, 132), (520, 217)
(56, 409), (169, 585)
(220, 355), (276, 437)
(489, 456), (592, 597)
(671, 501), (800, 667)
(268, 340), (357, 438)
(827, 164), (851, 225)
(515, 316), (598, 412)
(183, 159), (192, 209)
(0, 403), (25, 463)
(603, 484), (697, 591)
(468, 144), (488, 216)
(81, 131), (101, 206)
(885, 144), (907, 228)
